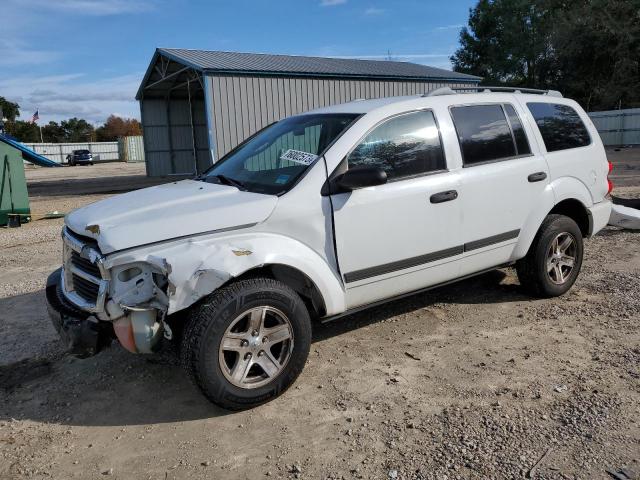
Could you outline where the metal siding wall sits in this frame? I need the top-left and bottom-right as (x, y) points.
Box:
(588, 108), (640, 146)
(207, 74), (476, 159)
(141, 99), (170, 176)
(22, 142), (120, 163)
(142, 95), (210, 176)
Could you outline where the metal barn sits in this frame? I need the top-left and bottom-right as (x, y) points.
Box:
(136, 48), (481, 176)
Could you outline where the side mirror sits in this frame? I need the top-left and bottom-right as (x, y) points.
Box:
(336, 166), (387, 191)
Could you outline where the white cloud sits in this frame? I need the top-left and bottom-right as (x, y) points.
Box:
(434, 24), (463, 31)
(320, 0), (347, 6)
(0, 73), (142, 124)
(0, 39), (59, 67)
(10, 0), (155, 15)
(364, 7), (385, 15)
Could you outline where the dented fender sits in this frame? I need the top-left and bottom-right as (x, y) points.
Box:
(103, 232), (347, 316)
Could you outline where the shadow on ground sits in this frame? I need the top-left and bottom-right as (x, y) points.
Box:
(0, 268), (525, 427)
(26, 175), (181, 197)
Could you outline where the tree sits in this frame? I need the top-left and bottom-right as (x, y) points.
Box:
(95, 115), (142, 141)
(10, 121), (40, 142)
(42, 121), (66, 143)
(551, 0), (640, 110)
(0, 96), (20, 121)
(451, 0), (640, 110)
(61, 117), (95, 142)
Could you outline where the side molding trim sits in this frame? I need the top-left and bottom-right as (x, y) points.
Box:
(343, 229), (520, 284)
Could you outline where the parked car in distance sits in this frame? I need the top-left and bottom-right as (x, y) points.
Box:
(46, 87), (612, 410)
(66, 149), (93, 166)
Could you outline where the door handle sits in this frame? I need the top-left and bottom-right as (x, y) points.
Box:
(528, 172), (547, 182)
(430, 190), (458, 204)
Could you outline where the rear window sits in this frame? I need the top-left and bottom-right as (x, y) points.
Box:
(450, 104), (530, 166)
(527, 103), (591, 152)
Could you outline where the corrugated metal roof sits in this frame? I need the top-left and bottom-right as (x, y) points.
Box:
(157, 48), (481, 82)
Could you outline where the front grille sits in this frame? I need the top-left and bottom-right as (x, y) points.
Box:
(62, 227), (107, 311)
(65, 228), (98, 249)
(72, 273), (101, 302)
(70, 251), (101, 278)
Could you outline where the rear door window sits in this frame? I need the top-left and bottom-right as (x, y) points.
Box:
(451, 104), (527, 166)
(504, 104), (531, 155)
(526, 102), (591, 152)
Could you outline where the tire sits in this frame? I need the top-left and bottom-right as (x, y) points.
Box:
(180, 277), (312, 410)
(516, 214), (583, 297)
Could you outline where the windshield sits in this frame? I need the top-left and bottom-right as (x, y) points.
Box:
(204, 113), (359, 195)
(75, 150), (90, 155)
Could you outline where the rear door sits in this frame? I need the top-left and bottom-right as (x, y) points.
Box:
(451, 102), (550, 274)
(330, 109), (464, 309)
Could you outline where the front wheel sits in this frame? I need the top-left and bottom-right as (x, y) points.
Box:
(516, 214), (583, 297)
(180, 277), (312, 410)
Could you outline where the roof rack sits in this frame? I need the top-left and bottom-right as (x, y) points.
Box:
(451, 86), (563, 97)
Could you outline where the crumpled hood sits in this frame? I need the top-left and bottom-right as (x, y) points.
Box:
(65, 180), (278, 253)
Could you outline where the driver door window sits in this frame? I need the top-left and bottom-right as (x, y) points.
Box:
(347, 110), (446, 181)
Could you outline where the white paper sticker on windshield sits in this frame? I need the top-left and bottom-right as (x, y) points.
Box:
(280, 149), (318, 166)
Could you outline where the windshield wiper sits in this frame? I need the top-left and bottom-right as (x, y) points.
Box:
(210, 174), (247, 190)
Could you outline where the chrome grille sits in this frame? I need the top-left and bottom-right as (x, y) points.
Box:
(70, 251), (101, 278)
(61, 227), (109, 313)
(71, 273), (101, 302)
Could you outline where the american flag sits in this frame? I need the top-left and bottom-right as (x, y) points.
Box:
(31, 110), (39, 123)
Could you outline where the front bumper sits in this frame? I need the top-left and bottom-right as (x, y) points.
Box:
(46, 268), (113, 358)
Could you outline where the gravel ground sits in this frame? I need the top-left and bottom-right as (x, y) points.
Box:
(0, 158), (639, 480)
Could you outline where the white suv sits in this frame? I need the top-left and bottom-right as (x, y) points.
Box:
(46, 87), (612, 409)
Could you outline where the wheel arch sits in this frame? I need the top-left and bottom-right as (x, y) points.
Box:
(548, 198), (591, 237)
(229, 264), (329, 319)
(513, 192), (591, 261)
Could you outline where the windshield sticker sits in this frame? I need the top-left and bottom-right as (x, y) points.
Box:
(275, 174), (290, 185)
(280, 149), (318, 166)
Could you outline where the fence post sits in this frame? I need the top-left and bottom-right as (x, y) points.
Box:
(59, 144), (64, 164)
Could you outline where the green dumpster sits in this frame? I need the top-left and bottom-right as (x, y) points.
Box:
(0, 140), (31, 226)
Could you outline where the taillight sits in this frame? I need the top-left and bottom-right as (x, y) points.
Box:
(607, 160), (614, 194)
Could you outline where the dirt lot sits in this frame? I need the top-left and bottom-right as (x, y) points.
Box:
(1, 153), (639, 480)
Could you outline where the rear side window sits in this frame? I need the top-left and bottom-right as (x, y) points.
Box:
(450, 104), (530, 166)
(527, 102), (591, 152)
(347, 110), (446, 181)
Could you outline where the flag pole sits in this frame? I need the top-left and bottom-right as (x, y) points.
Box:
(39, 125), (43, 143)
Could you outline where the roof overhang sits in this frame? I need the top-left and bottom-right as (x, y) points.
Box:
(137, 48), (481, 100)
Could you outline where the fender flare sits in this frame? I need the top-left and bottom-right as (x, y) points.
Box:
(512, 178), (593, 260)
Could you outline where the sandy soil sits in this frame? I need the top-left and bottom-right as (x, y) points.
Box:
(1, 156), (639, 480)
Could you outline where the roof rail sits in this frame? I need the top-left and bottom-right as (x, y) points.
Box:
(451, 86), (563, 97)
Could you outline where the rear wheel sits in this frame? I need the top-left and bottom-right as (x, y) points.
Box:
(181, 277), (311, 410)
(516, 214), (583, 297)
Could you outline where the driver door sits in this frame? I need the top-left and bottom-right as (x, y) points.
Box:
(331, 110), (463, 309)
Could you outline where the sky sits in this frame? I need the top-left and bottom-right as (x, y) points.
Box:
(0, 0), (476, 125)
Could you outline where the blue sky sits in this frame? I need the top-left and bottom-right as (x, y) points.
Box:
(0, 0), (475, 125)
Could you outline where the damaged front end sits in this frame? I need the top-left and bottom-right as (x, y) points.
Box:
(46, 227), (172, 357)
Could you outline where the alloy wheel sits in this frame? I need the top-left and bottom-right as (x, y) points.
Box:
(218, 306), (294, 389)
(546, 232), (577, 285)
